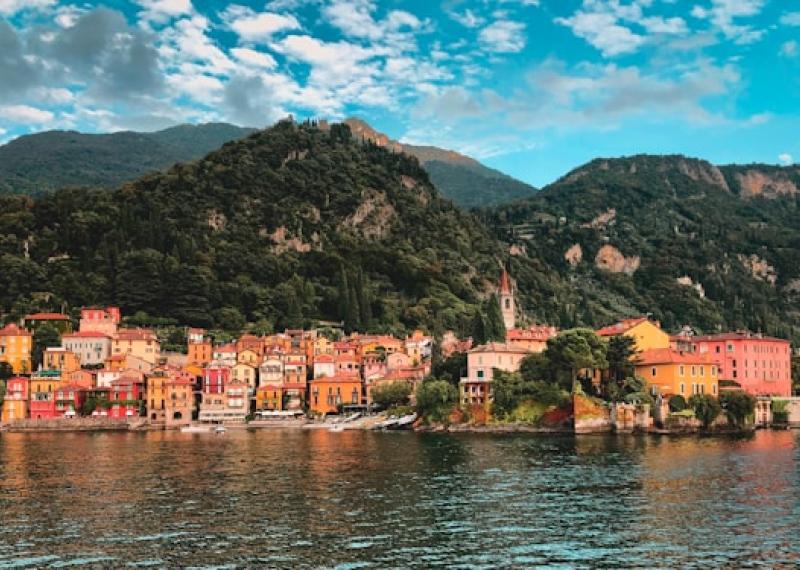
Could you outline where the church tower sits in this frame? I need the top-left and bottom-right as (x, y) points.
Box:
(499, 268), (515, 331)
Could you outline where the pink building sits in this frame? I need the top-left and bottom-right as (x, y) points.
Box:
(683, 332), (791, 397)
(459, 342), (532, 407)
(362, 353), (386, 381)
(108, 373), (146, 419)
(79, 306), (121, 335)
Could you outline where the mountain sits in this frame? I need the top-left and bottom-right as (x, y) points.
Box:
(487, 154), (800, 343)
(343, 118), (537, 208)
(0, 123), (256, 196)
(0, 120), (501, 334)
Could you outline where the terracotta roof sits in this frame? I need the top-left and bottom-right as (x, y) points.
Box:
(258, 384), (283, 391)
(596, 318), (650, 336)
(63, 331), (111, 339)
(507, 326), (558, 341)
(311, 374), (361, 384)
(468, 341), (531, 354)
(0, 323), (31, 337)
(114, 328), (157, 341)
(689, 332), (789, 343)
(636, 348), (712, 365)
(25, 312), (71, 321)
(500, 268), (511, 294)
(314, 354), (334, 363)
(215, 343), (236, 353)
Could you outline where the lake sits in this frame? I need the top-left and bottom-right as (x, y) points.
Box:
(0, 429), (798, 568)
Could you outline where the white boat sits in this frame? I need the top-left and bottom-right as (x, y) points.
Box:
(214, 425), (227, 434)
(180, 425), (211, 433)
(389, 413), (418, 430)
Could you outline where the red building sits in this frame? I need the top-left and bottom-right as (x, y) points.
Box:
(678, 331), (792, 397)
(202, 365), (230, 394)
(108, 374), (145, 419)
(54, 384), (87, 417)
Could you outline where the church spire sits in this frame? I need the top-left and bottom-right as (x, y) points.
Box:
(499, 267), (515, 330)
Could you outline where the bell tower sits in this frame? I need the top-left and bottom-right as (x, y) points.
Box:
(499, 268), (515, 331)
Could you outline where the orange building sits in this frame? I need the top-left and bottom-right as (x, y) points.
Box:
(0, 323), (32, 375)
(43, 348), (81, 374)
(1, 377), (30, 422)
(256, 384), (284, 411)
(635, 348), (719, 398)
(187, 340), (212, 366)
(506, 325), (558, 353)
(309, 375), (363, 415)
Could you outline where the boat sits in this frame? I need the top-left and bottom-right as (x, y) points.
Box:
(387, 413), (418, 431)
(329, 424), (345, 432)
(214, 425), (227, 434)
(373, 417), (400, 430)
(180, 425), (211, 433)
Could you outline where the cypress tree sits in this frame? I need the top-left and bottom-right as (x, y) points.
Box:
(484, 294), (506, 342)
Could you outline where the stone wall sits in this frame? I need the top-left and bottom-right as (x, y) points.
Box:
(4, 418), (132, 432)
(573, 393), (611, 434)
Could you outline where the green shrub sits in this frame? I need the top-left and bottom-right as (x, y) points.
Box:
(669, 395), (687, 412)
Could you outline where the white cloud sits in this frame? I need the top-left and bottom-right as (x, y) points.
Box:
(691, 0), (765, 44)
(0, 104), (54, 124)
(778, 153), (793, 165)
(223, 6), (301, 43)
(450, 9), (484, 28)
(323, 0), (422, 44)
(137, 0), (193, 23)
(780, 40), (798, 58)
(556, 10), (644, 57)
(781, 12), (800, 26)
(231, 47), (277, 69)
(479, 20), (526, 53)
(641, 16), (688, 35)
(0, 0), (55, 16)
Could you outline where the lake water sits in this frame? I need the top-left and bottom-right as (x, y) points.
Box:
(0, 429), (798, 568)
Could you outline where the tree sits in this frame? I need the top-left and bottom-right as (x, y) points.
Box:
(483, 295), (506, 342)
(668, 395), (687, 412)
(415, 379), (457, 422)
(519, 352), (552, 383)
(470, 309), (486, 345)
(371, 381), (412, 410)
(605, 335), (637, 389)
(431, 352), (467, 387)
(33, 324), (61, 370)
(0, 362), (12, 382)
(688, 394), (721, 430)
(545, 328), (608, 389)
(492, 370), (528, 418)
(719, 390), (756, 429)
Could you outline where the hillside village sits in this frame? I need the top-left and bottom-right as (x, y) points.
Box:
(0, 269), (795, 431)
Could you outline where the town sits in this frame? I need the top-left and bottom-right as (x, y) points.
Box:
(0, 270), (797, 432)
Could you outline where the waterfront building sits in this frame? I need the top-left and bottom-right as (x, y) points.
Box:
(23, 312), (72, 334)
(1, 377), (29, 422)
(62, 369), (94, 389)
(309, 374), (363, 415)
(256, 384), (284, 411)
(61, 331), (112, 366)
(635, 348), (718, 398)
(259, 352), (284, 386)
(198, 380), (248, 423)
(108, 372), (146, 419)
(79, 306), (121, 336)
(112, 329), (160, 365)
(677, 332), (791, 397)
(0, 323), (32, 374)
(459, 342), (531, 407)
(164, 374), (193, 427)
(29, 371), (60, 419)
(596, 317), (671, 351)
(284, 351), (307, 385)
(231, 362), (257, 393)
(54, 384), (86, 417)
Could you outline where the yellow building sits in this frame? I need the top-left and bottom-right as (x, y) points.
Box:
(256, 384), (284, 411)
(635, 348), (718, 398)
(112, 329), (160, 365)
(1, 377), (30, 422)
(146, 370), (169, 424)
(43, 348), (81, 374)
(0, 323), (32, 374)
(596, 318), (670, 352)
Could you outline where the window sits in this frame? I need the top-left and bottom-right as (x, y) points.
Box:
(715, 346), (720, 354)
(679, 383), (685, 395)
(505, 299), (510, 309)
(691, 366), (696, 376)
(727, 343), (734, 352)
(651, 367), (657, 377)
(477, 370), (484, 379)
(679, 365), (685, 376)
(712, 384), (717, 395)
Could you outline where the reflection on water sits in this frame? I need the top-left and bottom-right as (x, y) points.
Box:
(0, 430), (798, 568)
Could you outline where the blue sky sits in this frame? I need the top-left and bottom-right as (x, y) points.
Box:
(0, 0), (798, 186)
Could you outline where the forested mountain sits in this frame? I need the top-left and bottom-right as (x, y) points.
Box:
(0, 120), (501, 335)
(486, 155), (800, 343)
(0, 123), (256, 195)
(343, 118), (537, 208)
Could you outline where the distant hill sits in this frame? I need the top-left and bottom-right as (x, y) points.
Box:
(0, 123), (256, 195)
(488, 154), (800, 342)
(0, 120), (501, 334)
(343, 118), (537, 208)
